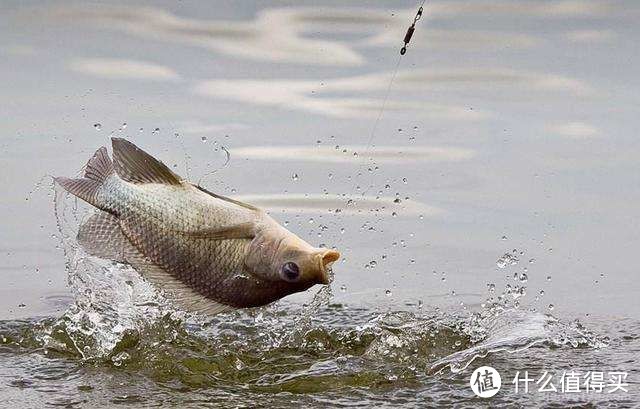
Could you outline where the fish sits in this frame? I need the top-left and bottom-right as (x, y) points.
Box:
(55, 138), (340, 315)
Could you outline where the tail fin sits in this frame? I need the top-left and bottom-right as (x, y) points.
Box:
(55, 146), (114, 209)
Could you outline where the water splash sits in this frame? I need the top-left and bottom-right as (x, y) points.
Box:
(10, 185), (604, 403)
(496, 251), (519, 269)
(429, 307), (607, 374)
(51, 186), (176, 359)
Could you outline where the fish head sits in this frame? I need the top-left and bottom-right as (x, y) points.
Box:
(245, 225), (340, 287)
(275, 238), (341, 286)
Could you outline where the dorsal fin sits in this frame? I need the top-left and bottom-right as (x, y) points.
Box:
(192, 184), (259, 211)
(111, 138), (182, 185)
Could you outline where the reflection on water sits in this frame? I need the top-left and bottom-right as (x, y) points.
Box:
(231, 145), (475, 163)
(69, 58), (181, 81)
(234, 194), (440, 217)
(46, 4), (366, 66)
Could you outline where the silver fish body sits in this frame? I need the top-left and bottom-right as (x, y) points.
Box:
(56, 138), (340, 314)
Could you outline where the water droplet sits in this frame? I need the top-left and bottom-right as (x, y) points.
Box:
(121, 122), (127, 130)
(152, 127), (160, 134)
(519, 273), (528, 283)
(546, 275), (552, 281)
(417, 300), (423, 308)
(111, 351), (130, 367)
(539, 290), (545, 296)
(93, 123), (102, 131)
(235, 358), (244, 370)
(501, 235), (508, 240)
(385, 289), (392, 296)
(340, 285), (346, 292)
(496, 253), (519, 268)
(487, 283), (496, 292)
(292, 173), (299, 181)
(548, 304), (554, 311)
(201, 136), (207, 143)
(308, 218), (314, 224)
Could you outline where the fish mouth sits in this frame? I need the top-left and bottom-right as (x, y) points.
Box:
(318, 249), (340, 285)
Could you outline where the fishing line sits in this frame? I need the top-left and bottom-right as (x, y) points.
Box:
(353, 0), (426, 197)
(357, 53), (402, 197)
(365, 55), (403, 152)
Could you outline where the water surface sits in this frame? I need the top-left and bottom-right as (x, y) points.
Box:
(1, 0), (639, 406)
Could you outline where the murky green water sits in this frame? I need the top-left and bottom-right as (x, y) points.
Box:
(1, 299), (638, 407)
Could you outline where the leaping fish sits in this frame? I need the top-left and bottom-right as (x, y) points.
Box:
(55, 138), (340, 315)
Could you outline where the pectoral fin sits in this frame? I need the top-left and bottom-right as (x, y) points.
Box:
(183, 221), (256, 240)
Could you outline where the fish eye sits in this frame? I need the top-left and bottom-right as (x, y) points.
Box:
(281, 262), (300, 281)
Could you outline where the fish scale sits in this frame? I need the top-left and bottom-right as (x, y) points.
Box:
(55, 138), (340, 315)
